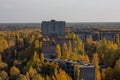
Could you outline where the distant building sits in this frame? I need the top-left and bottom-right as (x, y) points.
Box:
(42, 41), (56, 58)
(41, 20), (65, 37)
(45, 59), (96, 80)
(71, 28), (120, 41)
(42, 39), (74, 59)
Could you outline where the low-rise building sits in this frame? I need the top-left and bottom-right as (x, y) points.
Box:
(45, 59), (96, 80)
(72, 28), (120, 41)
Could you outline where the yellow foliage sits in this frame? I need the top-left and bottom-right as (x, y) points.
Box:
(92, 53), (101, 80)
(28, 67), (35, 77)
(56, 44), (61, 59)
(0, 37), (8, 52)
(10, 66), (20, 76)
(40, 53), (44, 63)
(62, 43), (69, 59)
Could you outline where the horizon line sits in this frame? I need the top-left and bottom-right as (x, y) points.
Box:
(1, 21), (120, 24)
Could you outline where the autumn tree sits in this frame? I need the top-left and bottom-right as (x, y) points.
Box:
(10, 66), (20, 76)
(115, 34), (120, 46)
(62, 43), (69, 59)
(35, 40), (42, 54)
(40, 53), (44, 63)
(92, 53), (101, 80)
(28, 67), (36, 78)
(68, 40), (72, 54)
(33, 51), (39, 62)
(104, 67), (113, 80)
(113, 59), (120, 80)
(27, 51), (41, 68)
(0, 37), (8, 53)
(56, 44), (61, 59)
(75, 35), (85, 55)
(97, 38), (118, 66)
(85, 37), (97, 58)
(74, 64), (80, 80)
(32, 74), (44, 80)
(66, 27), (71, 39)
(16, 74), (27, 80)
(0, 71), (8, 80)
(45, 75), (50, 80)
(71, 32), (76, 39)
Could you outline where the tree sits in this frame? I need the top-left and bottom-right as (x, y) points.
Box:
(34, 51), (41, 63)
(10, 66), (20, 76)
(68, 40), (73, 55)
(104, 67), (113, 80)
(32, 74), (44, 80)
(0, 71), (8, 80)
(66, 27), (71, 39)
(40, 53), (44, 63)
(0, 37), (8, 53)
(71, 32), (76, 39)
(0, 54), (2, 62)
(113, 59), (120, 80)
(56, 44), (61, 59)
(97, 38), (118, 66)
(85, 38), (97, 58)
(35, 40), (42, 53)
(115, 59), (120, 69)
(35, 40), (40, 49)
(76, 36), (85, 55)
(45, 75), (50, 80)
(28, 67), (35, 78)
(16, 74), (27, 80)
(92, 53), (101, 80)
(25, 72), (30, 80)
(74, 64), (80, 80)
(115, 34), (120, 46)
(62, 43), (69, 59)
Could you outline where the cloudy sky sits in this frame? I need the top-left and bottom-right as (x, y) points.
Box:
(0, 0), (120, 23)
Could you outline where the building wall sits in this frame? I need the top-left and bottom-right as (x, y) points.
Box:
(41, 20), (65, 37)
(58, 61), (95, 80)
(80, 67), (95, 80)
(74, 30), (120, 41)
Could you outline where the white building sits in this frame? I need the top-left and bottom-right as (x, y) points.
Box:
(41, 20), (65, 37)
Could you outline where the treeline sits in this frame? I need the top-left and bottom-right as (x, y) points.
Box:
(0, 29), (71, 80)
(0, 23), (40, 31)
(0, 27), (120, 80)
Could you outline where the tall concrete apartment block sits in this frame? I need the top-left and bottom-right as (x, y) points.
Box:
(41, 20), (65, 37)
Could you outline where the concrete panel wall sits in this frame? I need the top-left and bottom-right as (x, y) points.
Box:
(41, 20), (65, 37)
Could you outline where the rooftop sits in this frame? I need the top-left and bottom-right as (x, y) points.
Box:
(45, 58), (95, 68)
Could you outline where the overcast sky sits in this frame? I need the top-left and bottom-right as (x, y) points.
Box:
(0, 0), (120, 23)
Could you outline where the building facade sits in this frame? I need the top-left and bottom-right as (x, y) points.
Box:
(41, 20), (65, 37)
(71, 28), (120, 41)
